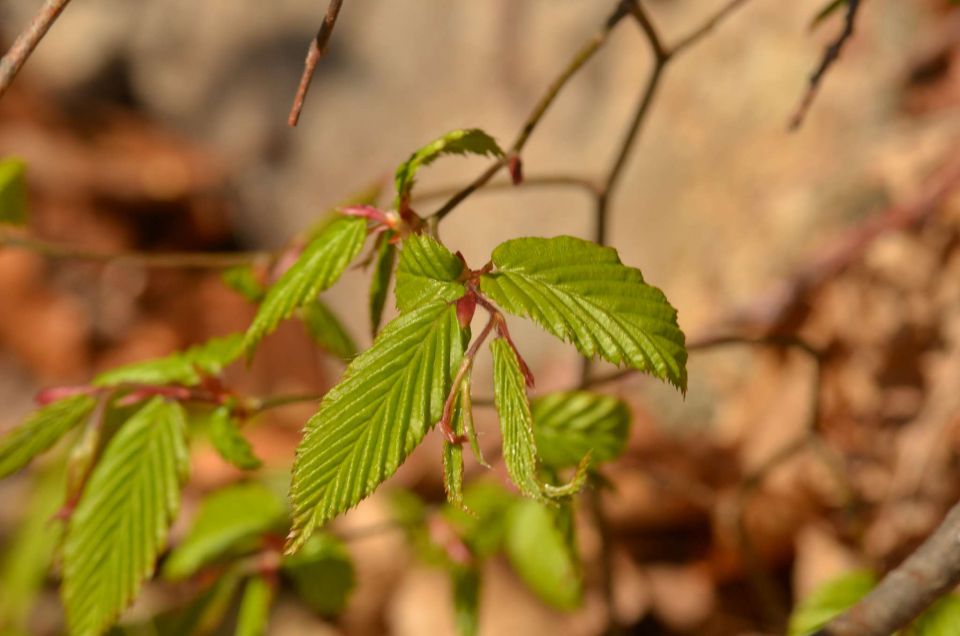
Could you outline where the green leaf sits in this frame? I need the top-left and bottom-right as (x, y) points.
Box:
(395, 129), (505, 203)
(909, 595), (960, 635)
(787, 570), (876, 636)
(244, 216), (366, 354)
(63, 397), (190, 636)
(208, 407), (262, 471)
(0, 158), (27, 226)
(282, 534), (356, 616)
(442, 380), (470, 510)
(93, 333), (244, 388)
(395, 234), (465, 312)
(504, 499), (582, 610)
(164, 483), (286, 580)
(491, 338), (543, 500)
(302, 299), (357, 361)
(480, 236), (687, 392)
(235, 576), (273, 636)
(451, 567), (481, 636)
(287, 302), (465, 553)
(0, 394), (96, 479)
(222, 266), (266, 303)
(532, 391), (630, 469)
(0, 466), (64, 632)
(369, 235), (396, 336)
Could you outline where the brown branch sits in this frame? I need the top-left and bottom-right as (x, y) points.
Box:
(819, 499), (960, 636)
(671, 0), (752, 56)
(790, 0), (862, 130)
(0, 0), (72, 99)
(288, 0), (346, 127)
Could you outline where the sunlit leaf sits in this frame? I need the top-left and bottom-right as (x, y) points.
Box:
(0, 394), (96, 479)
(0, 157), (27, 226)
(394, 129), (504, 204)
(222, 266), (266, 303)
(532, 391), (630, 469)
(164, 483), (286, 580)
(442, 380), (470, 510)
(93, 333), (244, 388)
(395, 234), (465, 312)
(787, 570), (876, 636)
(63, 398), (190, 636)
(481, 236), (687, 391)
(287, 302), (465, 553)
(909, 595), (960, 636)
(282, 534), (355, 616)
(504, 499), (582, 610)
(208, 407), (263, 471)
(302, 299), (357, 361)
(244, 216), (366, 354)
(491, 338), (543, 500)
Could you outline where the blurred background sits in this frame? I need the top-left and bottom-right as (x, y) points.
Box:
(1, 0), (960, 634)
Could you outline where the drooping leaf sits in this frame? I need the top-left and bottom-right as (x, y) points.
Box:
(222, 266), (266, 303)
(395, 234), (465, 312)
(164, 483), (286, 580)
(0, 466), (64, 632)
(302, 299), (357, 361)
(0, 158), (27, 226)
(908, 595), (960, 635)
(451, 566), (481, 636)
(235, 576), (273, 636)
(369, 235), (397, 336)
(442, 381), (470, 510)
(532, 391), (630, 469)
(93, 333), (244, 388)
(244, 216), (366, 354)
(63, 397), (190, 636)
(787, 570), (876, 636)
(491, 338), (543, 500)
(208, 407), (263, 471)
(287, 302), (465, 553)
(480, 236), (687, 391)
(0, 394), (96, 479)
(395, 129), (505, 204)
(282, 534), (355, 616)
(504, 499), (582, 610)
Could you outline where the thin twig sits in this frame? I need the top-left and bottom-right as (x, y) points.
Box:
(0, 0), (72, 100)
(790, 0), (862, 130)
(288, 0), (346, 127)
(671, 0), (752, 56)
(819, 498), (960, 636)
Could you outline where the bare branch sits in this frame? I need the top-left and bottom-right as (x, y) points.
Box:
(0, 0), (72, 99)
(288, 0), (346, 127)
(671, 0), (752, 56)
(790, 0), (862, 130)
(819, 499), (960, 636)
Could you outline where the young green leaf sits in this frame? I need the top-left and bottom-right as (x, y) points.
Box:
(222, 265), (267, 303)
(395, 129), (505, 204)
(908, 595), (960, 636)
(93, 333), (244, 388)
(208, 407), (263, 471)
(451, 566), (481, 636)
(235, 576), (273, 636)
(244, 216), (366, 353)
(63, 397), (190, 636)
(491, 338), (544, 500)
(532, 391), (630, 469)
(504, 499), (582, 610)
(480, 236), (687, 391)
(164, 483), (286, 580)
(369, 235), (397, 336)
(282, 534), (356, 616)
(302, 298), (358, 361)
(442, 381), (470, 510)
(287, 301), (465, 553)
(0, 394), (96, 479)
(0, 158), (27, 226)
(787, 570), (876, 636)
(395, 234), (465, 312)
